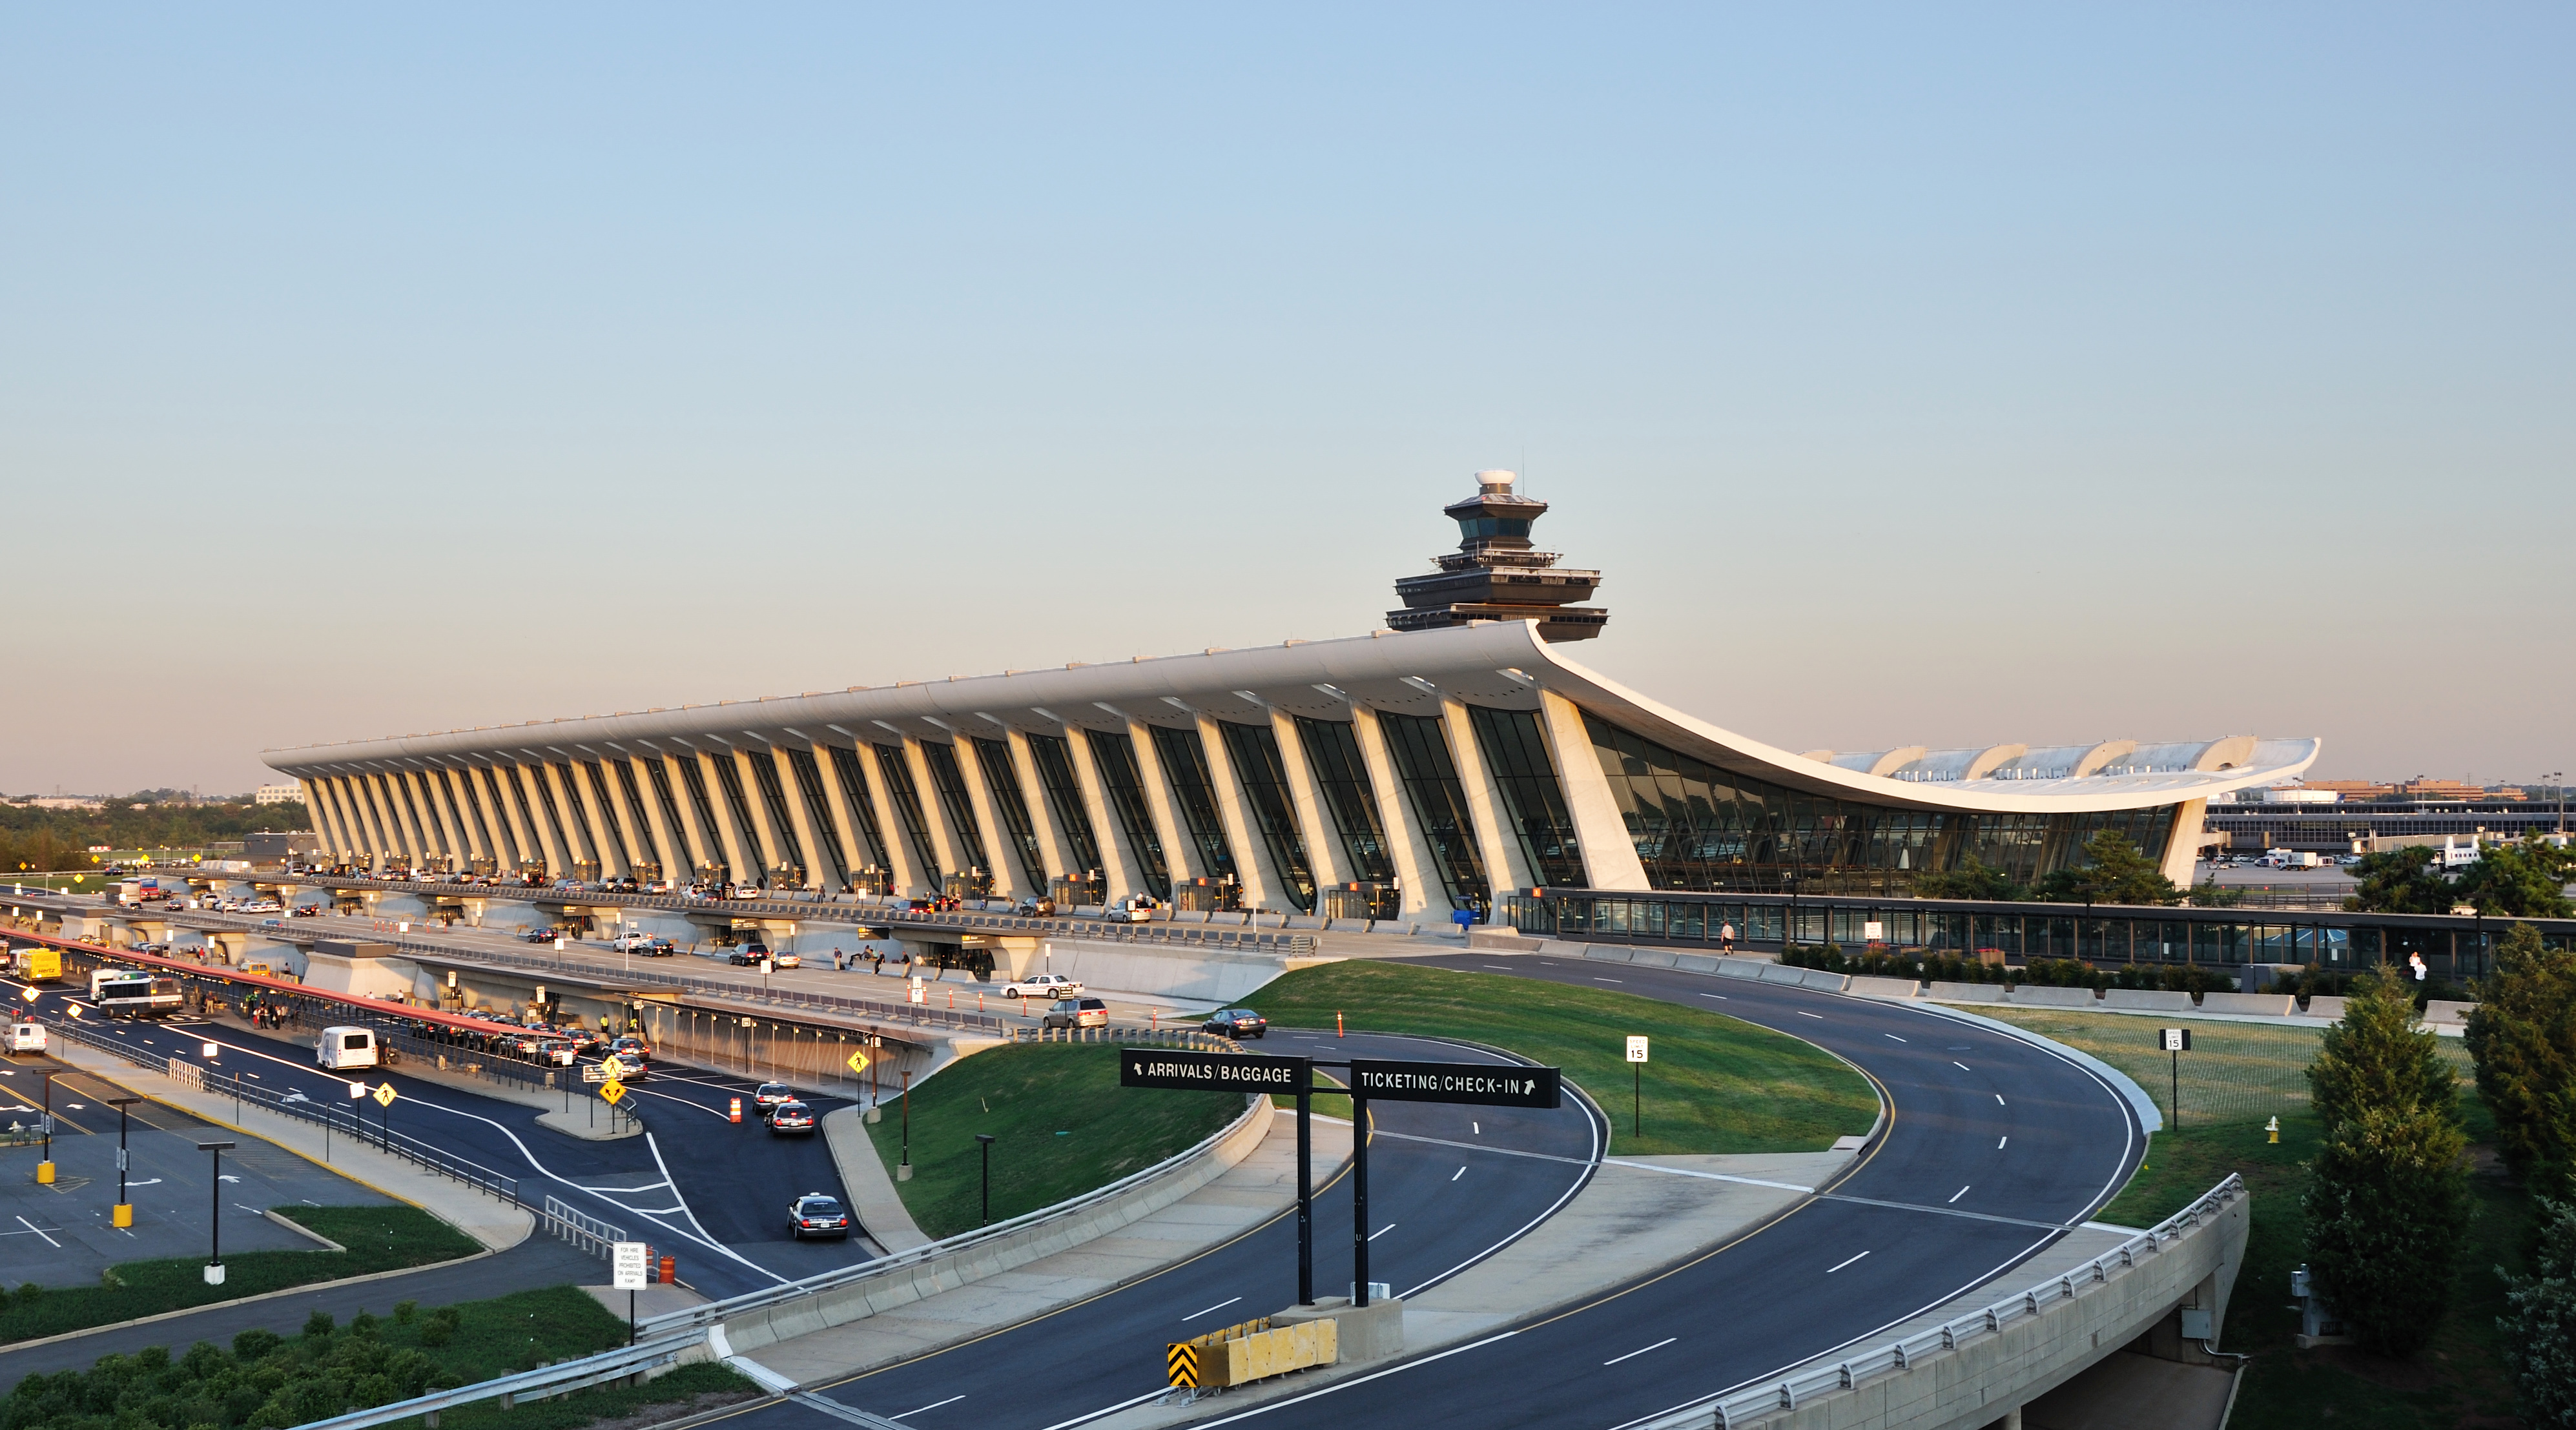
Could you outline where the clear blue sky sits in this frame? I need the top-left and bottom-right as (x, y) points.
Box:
(5, 6), (2569, 794)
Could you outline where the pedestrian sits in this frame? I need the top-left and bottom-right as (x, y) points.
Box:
(873, 950), (885, 975)
(832, 948), (845, 972)
(1719, 921), (1736, 953)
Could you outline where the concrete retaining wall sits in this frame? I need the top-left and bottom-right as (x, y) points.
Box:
(1037, 940), (1287, 1004)
(2424, 999), (2476, 1027)
(718, 1094), (1277, 1354)
(2103, 989), (2194, 1012)
(2006, 986), (2099, 1009)
(2200, 992), (2295, 1017)
(1926, 981), (2005, 1004)
(2301, 996), (2348, 1021)
(1845, 976), (1921, 1001)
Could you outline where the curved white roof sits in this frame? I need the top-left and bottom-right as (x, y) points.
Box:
(265, 621), (2313, 813)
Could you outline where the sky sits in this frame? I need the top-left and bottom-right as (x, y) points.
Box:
(4, 5), (2570, 795)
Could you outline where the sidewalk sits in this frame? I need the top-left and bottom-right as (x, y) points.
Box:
(819, 1107), (927, 1254)
(743, 1110), (1356, 1387)
(43, 1036), (534, 1252)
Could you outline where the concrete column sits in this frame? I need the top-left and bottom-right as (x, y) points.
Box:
(1350, 706), (1445, 920)
(1066, 727), (1144, 901)
(1125, 720), (1202, 881)
(349, 775), (395, 870)
(900, 739), (969, 884)
(307, 778), (355, 862)
(810, 746), (879, 890)
(514, 762), (575, 876)
(694, 751), (758, 884)
(1196, 714), (1280, 912)
(356, 775), (404, 866)
(629, 755), (685, 879)
(408, 770), (462, 866)
(488, 765), (544, 873)
(574, 763), (632, 879)
(1442, 697), (1534, 895)
(1269, 710), (1349, 888)
(1005, 728), (1075, 883)
(859, 743), (927, 896)
(536, 761), (598, 873)
(2161, 799), (2209, 888)
(955, 736), (1030, 900)
(430, 768), (486, 865)
(657, 753), (717, 878)
(1538, 689), (1645, 891)
(726, 748), (786, 878)
(769, 746), (840, 889)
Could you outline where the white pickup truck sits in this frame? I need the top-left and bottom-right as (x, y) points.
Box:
(1000, 972), (1085, 999)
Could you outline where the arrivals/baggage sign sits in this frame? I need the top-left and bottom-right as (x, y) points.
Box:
(1118, 1047), (1308, 1092)
(1346, 1058), (1561, 1108)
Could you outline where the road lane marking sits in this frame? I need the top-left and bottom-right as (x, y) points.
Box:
(16, 1216), (60, 1248)
(1452, 1166), (1465, 1181)
(1184, 1296), (1242, 1320)
(1698, 992), (1728, 999)
(1471, 1122), (1479, 1135)
(1949, 1185), (1970, 1203)
(1953, 1061), (1973, 1071)
(1996, 1094), (2006, 1105)
(1603, 1336), (1675, 1365)
(1998, 1136), (2009, 1149)
(1826, 1251), (1870, 1274)
(1593, 977), (1624, 983)
(1369, 1223), (1396, 1241)
(896, 1396), (965, 1418)
(1884, 1034), (1906, 1043)
(1797, 1012), (1823, 1019)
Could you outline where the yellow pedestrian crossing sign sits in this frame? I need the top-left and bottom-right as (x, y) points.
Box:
(600, 1055), (628, 1079)
(373, 1082), (397, 1108)
(846, 1048), (871, 1075)
(601, 1078), (628, 1105)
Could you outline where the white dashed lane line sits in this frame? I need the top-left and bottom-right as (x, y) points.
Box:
(1603, 1337), (1676, 1366)
(1797, 1012), (1823, 1019)
(1949, 1185), (1970, 1203)
(1826, 1251), (1871, 1274)
(1884, 1034), (1906, 1043)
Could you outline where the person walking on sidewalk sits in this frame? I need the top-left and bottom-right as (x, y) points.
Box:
(1719, 921), (1736, 952)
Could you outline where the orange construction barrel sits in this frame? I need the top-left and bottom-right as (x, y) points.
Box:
(729, 1097), (742, 1123)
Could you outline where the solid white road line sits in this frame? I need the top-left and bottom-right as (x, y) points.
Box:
(1826, 1250), (1870, 1274)
(1183, 1296), (1242, 1320)
(1603, 1336), (1676, 1366)
(1949, 1185), (1970, 1203)
(1368, 1223), (1396, 1241)
(16, 1216), (61, 1248)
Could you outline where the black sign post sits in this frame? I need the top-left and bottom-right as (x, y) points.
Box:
(1122, 1048), (1315, 1303)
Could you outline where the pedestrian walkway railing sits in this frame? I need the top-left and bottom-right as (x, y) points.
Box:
(539, 1195), (627, 1258)
(285, 1329), (706, 1430)
(1641, 1173), (2249, 1429)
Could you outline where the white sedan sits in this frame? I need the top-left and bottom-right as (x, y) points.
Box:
(1000, 972), (1085, 999)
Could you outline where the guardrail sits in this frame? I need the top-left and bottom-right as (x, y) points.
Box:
(1643, 1173), (2248, 1429)
(540, 1195), (628, 1258)
(286, 1329), (706, 1430)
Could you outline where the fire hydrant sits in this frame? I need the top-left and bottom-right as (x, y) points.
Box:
(2265, 1115), (2280, 1145)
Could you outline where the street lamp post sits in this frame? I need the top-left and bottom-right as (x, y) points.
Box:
(975, 1132), (996, 1227)
(198, 1140), (237, 1284)
(898, 1070), (913, 1182)
(109, 1096), (140, 1227)
(36, 1069), (56, 1185)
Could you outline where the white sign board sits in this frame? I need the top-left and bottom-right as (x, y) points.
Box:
(347, 1080), (368, 1099)
(1625, 1036), (1649, 1064)
(1863, 921), (1884, 942)
(908, 977), (927, 1006)
(2159, 1028), (2190, 1052)
(612, 1241), (650, 1290)
(582, 1065), (610, 1083)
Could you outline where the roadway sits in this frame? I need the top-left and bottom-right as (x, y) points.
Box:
(3, 972), (876, 1302)
(688, 952), (2140, 1430)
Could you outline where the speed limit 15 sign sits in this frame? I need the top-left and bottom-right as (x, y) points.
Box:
(1625, 1036), (1649, 1064)
(2158, 1028), (2192, 1052)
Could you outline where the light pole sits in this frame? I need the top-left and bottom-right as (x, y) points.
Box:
(198, 1140), (237, 1284)
(109, 1096), (140, 1227)
(976, 1132), (996, 1227)
(36, 1069), (55, 1185)
(898, 1070), (913, 1182)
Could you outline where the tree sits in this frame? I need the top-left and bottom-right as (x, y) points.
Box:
(2466, 922), (2576, 1193)
(2502, 1198), (2576, 1429)
(2345, 845), (2458, 915)
(2035, 830), (2183, 907)
(2302, 1103), (2473, 1356)
(2455, 835), (2576, 919)
(2308, 962), (2458, 1131)
(1911, 855), (2027, 902)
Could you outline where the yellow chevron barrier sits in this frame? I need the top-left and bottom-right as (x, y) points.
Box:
(1168, 1316), (1337, 1389)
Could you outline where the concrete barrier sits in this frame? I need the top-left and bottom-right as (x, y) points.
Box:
(2300, 996), (2348, 1021)
(1715, 957), (1769, 981)
(2200, 992), (2296, 1017)
(1794, 967), (1850, 992)
(1580, 945), (1634, 964)
(1674, 954), (1723, 976)
(2007, 985), (2099, 1009)
(2424, 999), (2477, 1027)
(1757, 962), (1811, 986)
(2103, 989), (2194, 1012)
(716, 1094), (1277, 1354)
(1926, 981), (2005, 1004)
(1844, 975), (1921, 1001)
(1623, 947), (1683, 970)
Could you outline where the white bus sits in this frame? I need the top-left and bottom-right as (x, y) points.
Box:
(316, 1025), (380, 1070)
(90, 971), (185, 1018)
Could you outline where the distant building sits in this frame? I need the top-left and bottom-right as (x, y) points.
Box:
(244, 831), (325, 861)
(2209, 797), (2572, 856)
(254, 783), (305, 805)
(17, 795), (104, 811)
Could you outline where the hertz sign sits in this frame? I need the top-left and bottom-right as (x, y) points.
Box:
(1348, 1058), (1561, 1108)
(1120, 1048), (1310, 1092)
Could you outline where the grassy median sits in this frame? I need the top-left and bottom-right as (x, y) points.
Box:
(1245, 959), (1879, 1156)
(868, 1043), (1246, 1240)
(0, 1205), (480, 1347)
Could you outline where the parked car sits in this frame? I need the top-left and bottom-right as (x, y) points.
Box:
(753, 1081), (798, 1117)
(1204, 1008), (1269, 1039)
(768, 1100), (817, 1135)
(1042, 997), (1110, 1031)
(788, 1192), (850, 1239)
(1002, 972), (1084, 1000)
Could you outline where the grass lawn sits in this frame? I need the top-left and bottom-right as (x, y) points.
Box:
(0, 1283), (756, 1430)
(867, 1043), (1247, 1240)
(1244, 960), (1879, 1156)
(0, 1205), (482, 1346)
(1986, 1008), (2530, 1428)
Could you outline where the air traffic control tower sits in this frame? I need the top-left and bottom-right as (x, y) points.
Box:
(1386, 469), (1609, 642)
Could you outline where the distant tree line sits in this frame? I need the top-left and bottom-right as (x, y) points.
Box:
(2345, 835), (2574, 919)
(0, 797), (313, 872)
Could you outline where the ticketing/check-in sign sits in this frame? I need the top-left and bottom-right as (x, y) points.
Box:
(1347, 1058), (1561, 1108)
(612, 1241), (650, 1291)
(1119, 1048), (1309, 1092)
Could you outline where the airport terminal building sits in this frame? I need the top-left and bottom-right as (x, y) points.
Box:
(264, 473), (2318, 921)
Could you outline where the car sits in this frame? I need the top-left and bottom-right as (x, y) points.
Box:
(610, 1036), (654, 1065)
(753, 1081), (798, 1116)
(522, 927), (568, 944)
(608, 932), (667, 953)
(1204, 1008), (1268, 1039)
(1042, 997), (1109, 1030)
(1001, 972), (1084, 1000)
(768, 1100), (817, 1135)
(727, 942), (775, 966)
(770, 951), (801, 970)
(788, 1192), (850, 1238)
(631, 936), (677, 957)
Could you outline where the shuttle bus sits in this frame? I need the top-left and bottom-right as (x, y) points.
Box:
(90, 970), (185, 1018)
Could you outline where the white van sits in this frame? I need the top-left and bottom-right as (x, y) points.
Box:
(316, 1025), (380, 1070)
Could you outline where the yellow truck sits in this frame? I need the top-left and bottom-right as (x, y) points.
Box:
(8, 948), (62, 983)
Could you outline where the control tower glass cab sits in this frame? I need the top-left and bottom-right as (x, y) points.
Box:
(1386, 469), (1609, 642)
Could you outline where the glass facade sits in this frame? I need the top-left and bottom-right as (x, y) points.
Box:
(1217, 720), (1317, 912)
(578, 763), (625, 866)
(1085, 729), (1173, 899)
(645, 759), (692, 872)
(747, 750), (810, 881)
(1465, 704), (1588, 888)
(1149, 724), (1239, 882)
(1025, 733), (1104, 876)
(610, 762), (657, 870)
(1292, 716), (1397, 884)
(1377, 711), (1490, 915)
(477, 768), (522, 865)
(970, 737), (1049, 894)
(677, 757), (728, 880)
(710, 755), (765, 874)
(920, 741), (991, 876)
(825, 744), (894, 870)
(1584, 712), (2177, 895)
(874, 744), (944, 884)
(528, 766), (577, 864)
(785, 748), (849, 887)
